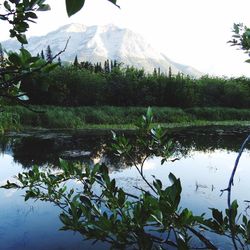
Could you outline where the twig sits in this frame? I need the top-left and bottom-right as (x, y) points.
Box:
(1, 37), (70, 89)
(0, 38), (70, 111)
(127, 153), (157, 195)
(186, 226), (217, 250)
(221, 134), (250, 250)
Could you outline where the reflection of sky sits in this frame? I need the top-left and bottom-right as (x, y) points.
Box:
(0, 149), (250, 249)
(0, 154), (105, 250)
(111, 149), (250, 219)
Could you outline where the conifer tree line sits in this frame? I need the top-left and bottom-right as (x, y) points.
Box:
(1, 44), (249, 108)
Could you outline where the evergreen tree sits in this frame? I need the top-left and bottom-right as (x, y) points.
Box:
(0, 43), (4, 67)
(111, 60), (114, 71)
(168, 66), (172, 79)
(58, 57), (62, 66)
(94, 62), (102, 73)
(157, 67), (161, 75)
(46, 45), (53, 63)
(104, 59), (110, 73)
(41, 50), (45, 60)
(73, 55), (79, 67)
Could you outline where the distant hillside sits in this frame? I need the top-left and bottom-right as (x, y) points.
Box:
(2, 23), (203, 77)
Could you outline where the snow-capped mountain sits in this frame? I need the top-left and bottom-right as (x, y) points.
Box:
(2, 23), (202, 77)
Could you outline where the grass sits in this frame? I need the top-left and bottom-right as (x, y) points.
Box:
(2, 105), (250, 131)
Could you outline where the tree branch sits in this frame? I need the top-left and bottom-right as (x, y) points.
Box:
(221, 134), (250, 250)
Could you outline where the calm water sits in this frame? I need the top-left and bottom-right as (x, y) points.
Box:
(0, 126), (250, 249)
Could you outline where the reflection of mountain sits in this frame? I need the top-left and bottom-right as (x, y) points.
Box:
(2, 23), (203, 77)
(2, 127), (250, 169)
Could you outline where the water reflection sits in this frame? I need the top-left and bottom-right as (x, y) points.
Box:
(2, 126), (250, 169)
(0, 126), (250, 249)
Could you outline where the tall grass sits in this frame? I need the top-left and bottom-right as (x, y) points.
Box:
(0, 111), (20, 132)
(186, 107), (250, 121)
(3, 105), (250, 130)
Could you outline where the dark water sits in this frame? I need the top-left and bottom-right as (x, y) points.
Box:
(0, 126), (250, 249)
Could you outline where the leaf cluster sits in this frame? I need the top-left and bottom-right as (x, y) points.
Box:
(230, 23), (250, 63)
(0, 0), (49, 44)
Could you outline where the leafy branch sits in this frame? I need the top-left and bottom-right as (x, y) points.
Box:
(1, 108), (234, 249)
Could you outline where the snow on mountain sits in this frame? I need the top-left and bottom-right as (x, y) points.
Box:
(1, 23), (202, 77)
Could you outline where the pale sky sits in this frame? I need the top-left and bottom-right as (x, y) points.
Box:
(1, 0), (250, 77)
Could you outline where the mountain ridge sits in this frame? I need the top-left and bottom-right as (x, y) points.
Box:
(2, 23), (203, 77)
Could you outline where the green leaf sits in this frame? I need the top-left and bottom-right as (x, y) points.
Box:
(211, 208), (223, 225)
(146, 107), (153, 122)
(118, 189), (125, 207)
(60, 213), (71, 226)
(37, 4), (51, 11)
(108, 0), (120, 7)
(176, 234), (189, 250)
(15, 22), (29, 33)
(111, 130), (117, 140)
(231, 200), (238, 220)
(8, 53), (22, 65)
(153, 179), (162, 192)
(24, 194), (30, 201)
(243, 215), (248, 225)
(43, 63), (58, 72)
(25, 12), (38, 19)
(20, 48), (31, 61)
(169, 172), (177, 184)
(66, 0), (85, 17)
(233, 23), (240, 34)
(4, 1), (11, 11)
(80, 195), (92, 207)
(16, 34), (28, 44)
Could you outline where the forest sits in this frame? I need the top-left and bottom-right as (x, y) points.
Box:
(19, 57), (250, 108)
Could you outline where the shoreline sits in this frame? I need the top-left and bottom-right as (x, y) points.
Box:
(2, 105), (250, 132)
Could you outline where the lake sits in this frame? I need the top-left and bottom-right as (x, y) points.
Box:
(0, 126), (250, 249)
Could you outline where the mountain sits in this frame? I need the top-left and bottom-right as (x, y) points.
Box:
(1, 23), (202, 77)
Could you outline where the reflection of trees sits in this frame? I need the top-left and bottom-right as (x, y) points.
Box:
(1, 126), (250, 169)
(0, 135), (13, 155)
(170, 126), (250, 154)
(10, 133), (113, 168)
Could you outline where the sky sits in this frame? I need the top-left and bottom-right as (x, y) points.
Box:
(1, 0), (250, 77)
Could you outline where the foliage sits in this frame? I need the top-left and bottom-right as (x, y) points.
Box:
(19, 63), (250, 108)
(2, 109), (250, 249)
(0, 0), (118, 105)
(65, 0), (119, 17)
(230, 23), (250, 63)
(0, 110), (20, 132)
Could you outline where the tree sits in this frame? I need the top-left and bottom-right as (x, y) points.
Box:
(0, 43), (4, 67)
(58, 57), (62, 66)
(41, 50), (45, 60)
(73, 55), (79, 67)
(46, 45), (53, 63)
(168, 66), (172, 79)
(104, 59), (110, 73)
